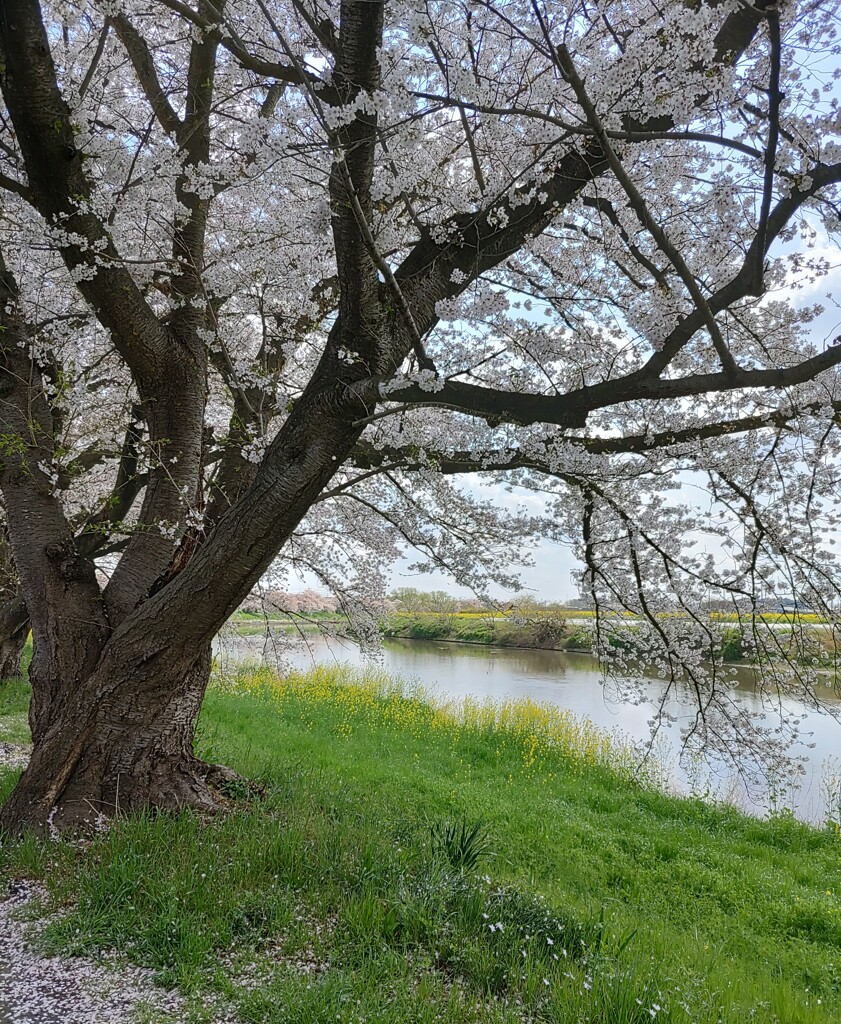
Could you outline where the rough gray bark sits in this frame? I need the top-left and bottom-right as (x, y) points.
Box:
(0, 645), (219, 828)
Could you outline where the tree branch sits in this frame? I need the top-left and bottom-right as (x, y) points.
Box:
(0, 0), (168, 384)
(392, 0), (775, 346)
(555, 42), (739, 377)
(754, 7), (782, 291)
(154, 0), (335, 97)
(349, 407), (830, 473)
(0, 172), (33, 204)
(0, 248), (108, 730)
(112, 14), (182, 135)
(387, 341), (841, 427)
(78, 18), (111, 100)
(76, 408), (146, 558)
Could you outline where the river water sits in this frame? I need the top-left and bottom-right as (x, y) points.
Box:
(214, 630), (841, 824)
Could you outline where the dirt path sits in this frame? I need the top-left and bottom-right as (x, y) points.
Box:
(0, 881), (213, 1023)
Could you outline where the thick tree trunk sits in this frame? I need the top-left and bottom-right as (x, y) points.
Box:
(0, 644), (233, 832)
(0, 596), (28, 680)
(0, 525), (29, 680)
(0, 0), (384, 837)
(0, 329), (378, 835)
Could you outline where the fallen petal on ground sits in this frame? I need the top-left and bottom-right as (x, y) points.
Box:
(0, 881), (235, 1023)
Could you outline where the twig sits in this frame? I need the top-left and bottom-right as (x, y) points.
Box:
(755, 6), (782, 293)
(555, 42), (739, 378)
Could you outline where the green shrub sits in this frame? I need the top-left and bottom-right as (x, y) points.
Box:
(453, 621), (496, 644)
(407, 619), (453, 640)
(564, 627), (591, 650)
(720, 627), (744, 662)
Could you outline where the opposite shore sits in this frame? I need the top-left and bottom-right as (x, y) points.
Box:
(233, 609), (839, 667)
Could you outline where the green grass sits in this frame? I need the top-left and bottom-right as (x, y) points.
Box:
(0, 672), (31, 744)
(383, 614), (570, 649)
(383, 614), (841, 666)
(1, 663), (840, 1023)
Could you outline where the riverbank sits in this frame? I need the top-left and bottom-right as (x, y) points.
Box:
(382, 613), (577, 651)
(232, 611), (583, 651)
(1, 665), (840, 1023)
(382, 613), (841, 666)
(229, 609), (840, 667)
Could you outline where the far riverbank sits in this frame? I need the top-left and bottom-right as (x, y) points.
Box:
(232, 607), (838, 666)
(380, 612), (841, 668)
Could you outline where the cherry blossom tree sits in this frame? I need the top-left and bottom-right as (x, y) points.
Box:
(0, 0), (840, 831)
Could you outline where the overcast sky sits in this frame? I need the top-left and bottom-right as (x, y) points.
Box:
(291, 226), (841, 604)
(397, 234), (841, 601)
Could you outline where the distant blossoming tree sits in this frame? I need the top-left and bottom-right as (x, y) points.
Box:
(0, 0), (840, 831)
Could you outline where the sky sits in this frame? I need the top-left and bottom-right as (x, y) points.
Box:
(284, 220), (841, 604)
(384, 229), (841, 603)
(387, 537), (582, 602)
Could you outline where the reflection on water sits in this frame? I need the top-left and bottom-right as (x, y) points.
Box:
(213, 629), (841, 824)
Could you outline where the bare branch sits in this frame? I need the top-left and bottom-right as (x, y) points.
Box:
(78, 18), (111, 100)
(754, 7), (782, 291)
(388, 340), (841, 427)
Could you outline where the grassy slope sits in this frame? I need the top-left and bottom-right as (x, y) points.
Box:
(0, 665), (839, 1024)
(382, 614), (573, 650)
(0, 676), (30, 744)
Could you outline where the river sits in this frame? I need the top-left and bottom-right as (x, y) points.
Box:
(214, 629), (841, 824)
